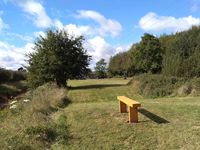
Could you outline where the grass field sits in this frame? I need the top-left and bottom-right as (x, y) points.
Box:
(51, 78), (200, 149)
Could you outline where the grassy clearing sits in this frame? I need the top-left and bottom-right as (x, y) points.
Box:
(52, 78), (200, 149)
(1, 78), (200, 149)
(67, 78), (141, 103)
(68, 78), (132, 87)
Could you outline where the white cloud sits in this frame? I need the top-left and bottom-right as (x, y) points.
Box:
(115, 44), (132, 54)
(86, 36), (115, 62)
(6, 32), (33, 42)
(77, 10), (122, 37)
(139, 12), (200, 32)
(34, 31), (46, 38)
(0, 41), (34, 70)
(1, 1), (125, 69)
(64, 24), (93, 37)
(16, 0), (52, 28)
(54, 19), (64, 29)
(84, 36), (131, 68)
(52, 20), (94, 37)
(14, 0), (122, 38)
(0, 12), (9, 32)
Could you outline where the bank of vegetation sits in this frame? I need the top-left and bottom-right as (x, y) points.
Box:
(107, 26), (200, 97)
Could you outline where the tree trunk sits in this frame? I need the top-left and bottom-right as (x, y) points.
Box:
(56, 77), (67, 88)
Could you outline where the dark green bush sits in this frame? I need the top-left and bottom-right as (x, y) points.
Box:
(132, 74), (186, 98)
(0, 68), (26, 83)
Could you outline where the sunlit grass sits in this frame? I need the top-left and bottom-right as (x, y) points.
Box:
(2, 78), (200, 149)
(52, 78), (200, 149)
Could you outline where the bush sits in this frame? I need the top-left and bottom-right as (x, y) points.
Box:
(174, 77), (200, 97)
(26, 83), (70, 114)
(0, 68), (26, 83)
(132, 74), (186, 98)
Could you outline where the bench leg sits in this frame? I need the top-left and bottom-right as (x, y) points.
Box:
(128, 107), (138, 123)
(119, 101), (127, 113)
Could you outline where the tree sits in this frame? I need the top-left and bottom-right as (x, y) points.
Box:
(131, 33), (163, 74)
(108, 51), (132, 77)
(27, 29), (91, 88)
(95, 59), (107, 79)
(160, 26), (200, 78)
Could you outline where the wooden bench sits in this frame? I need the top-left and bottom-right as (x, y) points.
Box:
(117, 96), (141, 123)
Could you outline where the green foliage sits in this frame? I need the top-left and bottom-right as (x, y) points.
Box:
(95, 58), (107, 78)
(108, 51), (132, 77)
(132, 74), (185, 98)
(27, 29), (91, 88)
(130, 33), (163, 74)
(26, 83), (70, 114)
(161, 26), (200, 78)
(0, 81), (27, 105)
(108, 26), (200, 79)
(0, 68), (26, 83)
(25, 115), (69, 146)
(0, 83), (70, 149)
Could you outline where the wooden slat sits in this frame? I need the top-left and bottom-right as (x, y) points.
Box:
(117, 96), (141, 107)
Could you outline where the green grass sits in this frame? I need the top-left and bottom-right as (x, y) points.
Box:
(52, 78), (200, 149)
(67, 78), (141, 103)
(1, 78), (200, 149)
(68, 78), (132, 87)
(0, 83), (69, 150)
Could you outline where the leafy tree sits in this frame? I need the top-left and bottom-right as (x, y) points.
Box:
(95, 59), (107, 79)
(27, 29), (91, 88)
(160, 26), (200, 78)
(131, 33), (163, 74)
(108, 51), (132, 77)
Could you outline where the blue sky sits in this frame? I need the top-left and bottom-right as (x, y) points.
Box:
(0, 0), (200, 69)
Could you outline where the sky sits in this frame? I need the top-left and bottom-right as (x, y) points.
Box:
(1, 0), (200, 70)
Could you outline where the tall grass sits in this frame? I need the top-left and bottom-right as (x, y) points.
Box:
(0, 83), (70, 149)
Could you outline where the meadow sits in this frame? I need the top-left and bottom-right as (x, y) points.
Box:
(51, 78), (200, 149)
(1, 78), (200, 149)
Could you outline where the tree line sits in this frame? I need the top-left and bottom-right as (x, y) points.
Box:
(108, 26), (200, 79)
(8, 26), (200, 89)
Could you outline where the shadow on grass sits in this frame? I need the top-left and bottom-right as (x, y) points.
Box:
(139, 108), (170, 124)
(59, 97), (72, 108)
(69, 84), (125, 90)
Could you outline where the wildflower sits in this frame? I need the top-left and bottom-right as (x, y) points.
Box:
(9, 104), (17, 109)
(9, 100), (17, 105)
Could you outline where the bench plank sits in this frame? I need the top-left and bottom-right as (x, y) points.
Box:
(117, 96), (141, 108)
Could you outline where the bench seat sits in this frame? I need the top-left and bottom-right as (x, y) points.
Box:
(117, 96), (141, 108)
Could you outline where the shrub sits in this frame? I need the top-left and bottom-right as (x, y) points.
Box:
(26, 83), (70, 114)
(132, 74), (186, 98)
(174, 77), (200, 97)
(0, 68), (26, 83)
